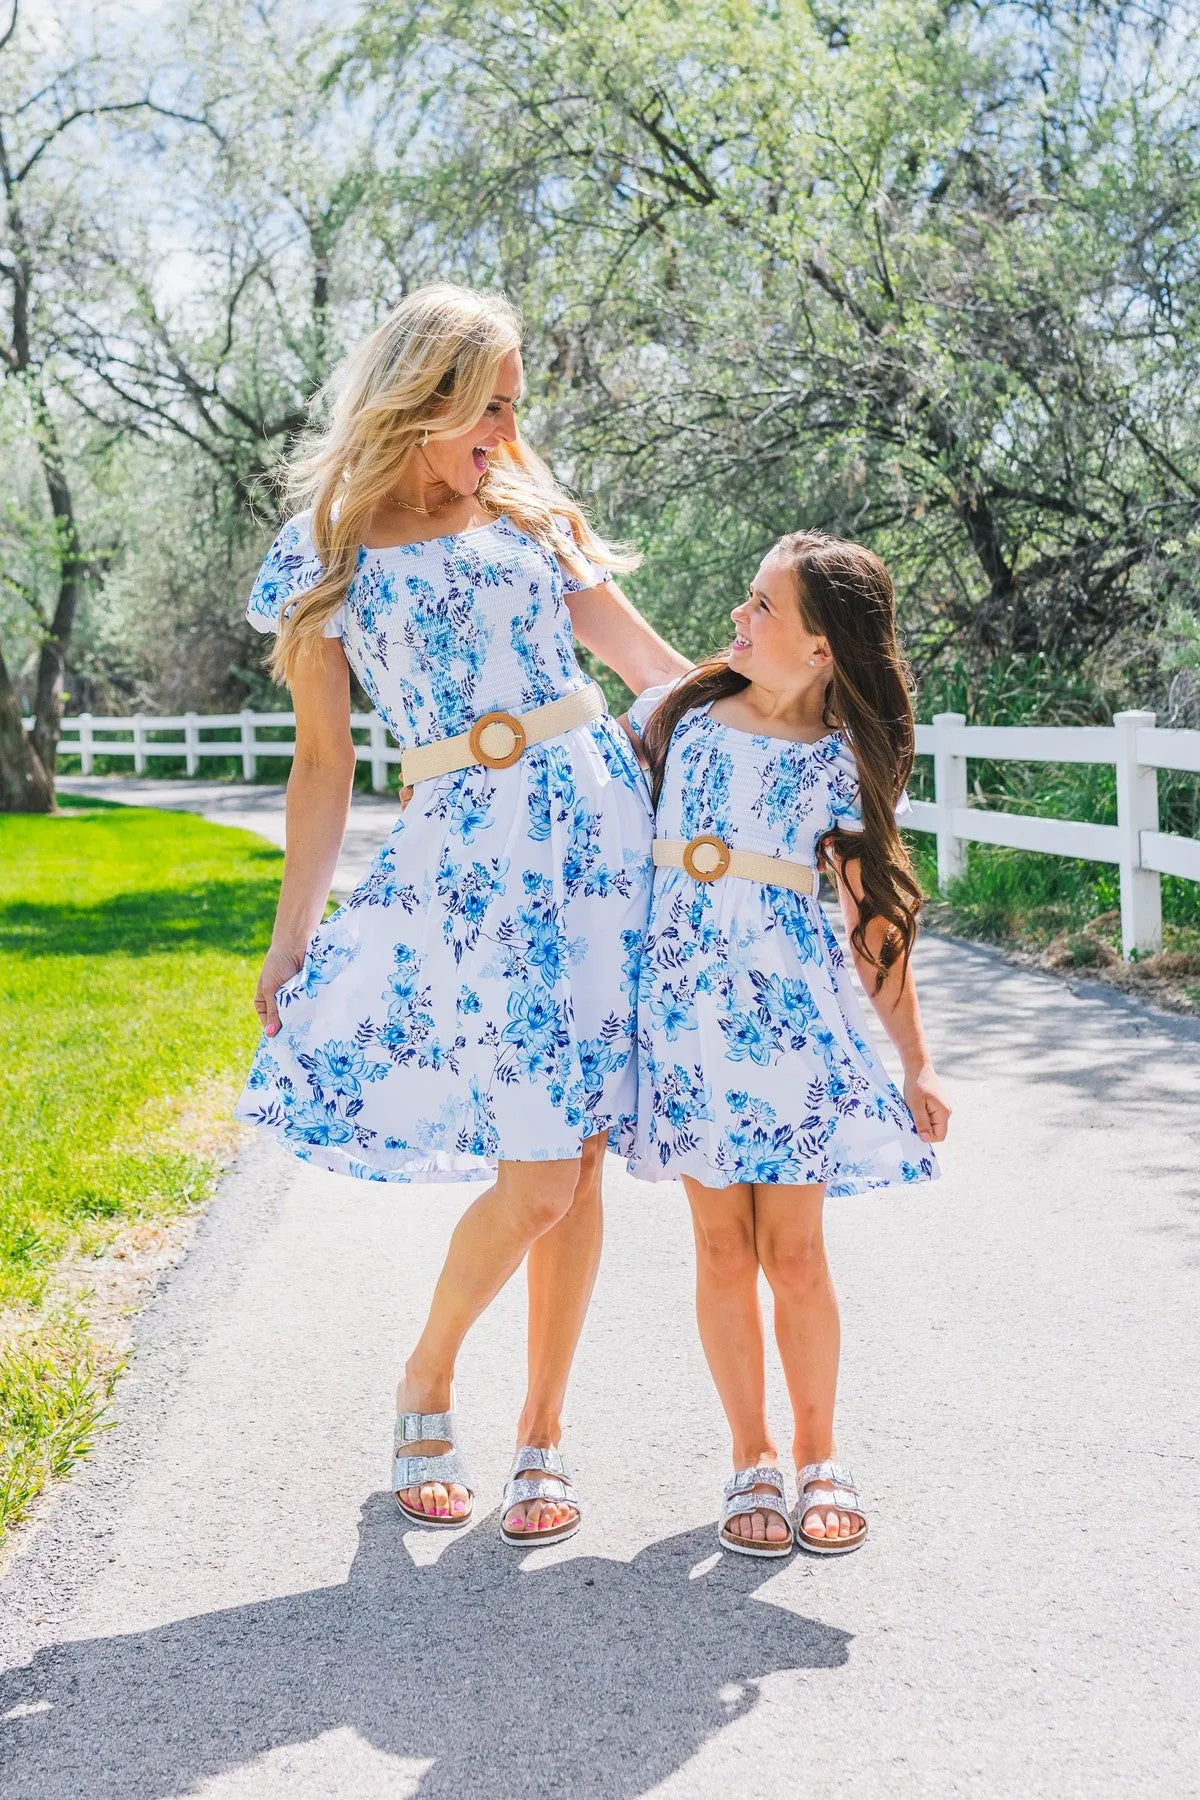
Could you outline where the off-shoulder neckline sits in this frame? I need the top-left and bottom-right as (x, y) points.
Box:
(701, 703), (843, 751)
(359, 514), (511, 557)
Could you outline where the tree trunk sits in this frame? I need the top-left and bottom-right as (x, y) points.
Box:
(0, 640), (55, 812)
(28, 387), (85, 781)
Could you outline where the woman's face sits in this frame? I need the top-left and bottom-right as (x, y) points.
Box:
(424, 346), (524, 497)
(728, 550), (826, 687)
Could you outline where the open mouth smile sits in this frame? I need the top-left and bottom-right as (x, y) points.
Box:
(471, 447), (489, 472)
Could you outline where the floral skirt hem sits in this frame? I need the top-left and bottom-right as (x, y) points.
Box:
(234, 1107), (635, 1186)
(624, 1149), (940, 1197)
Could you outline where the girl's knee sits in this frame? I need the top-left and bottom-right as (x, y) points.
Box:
(694, 1215), (758, 1285)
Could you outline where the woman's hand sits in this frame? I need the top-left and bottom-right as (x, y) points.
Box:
(254, 941), (307, 1038)
(904, 1063), (952, 1144)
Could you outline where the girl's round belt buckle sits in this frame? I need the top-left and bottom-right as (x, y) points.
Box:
(683, 834), (731, 882)
(469, 711), (527, 769)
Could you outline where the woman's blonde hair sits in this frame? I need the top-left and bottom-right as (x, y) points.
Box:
(268, 282), (636, 683)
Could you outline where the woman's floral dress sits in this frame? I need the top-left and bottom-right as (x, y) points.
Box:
(627, 687), (939, 1195)
(235, 512), (653, 1183)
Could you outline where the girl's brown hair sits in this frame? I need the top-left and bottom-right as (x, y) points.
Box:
(641, 530), (922, 989)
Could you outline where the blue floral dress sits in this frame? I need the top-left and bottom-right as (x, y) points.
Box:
(235, 512), (653, 1183)
(627, 686), (939, 1195)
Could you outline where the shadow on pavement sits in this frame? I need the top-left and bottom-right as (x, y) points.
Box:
(0, 1496), (850, 1798)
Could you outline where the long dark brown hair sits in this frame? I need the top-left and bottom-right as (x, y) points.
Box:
(641, 530), (922, 990)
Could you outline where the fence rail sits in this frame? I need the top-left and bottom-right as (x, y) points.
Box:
(34, 705), (1200, 964)
(912, 710), (1200, 960)
(32, 708), (404, 792)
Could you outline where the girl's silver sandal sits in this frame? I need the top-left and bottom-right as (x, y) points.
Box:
(499, 1445), (580, 1546)
(393, 1409), (474, 1528)
(719, 1465), (794, 1558)
(795, 1459), (867, 1554)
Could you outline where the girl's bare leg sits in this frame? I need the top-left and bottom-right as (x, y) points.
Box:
(753, 1182), (859, 1541)
(504, 1129), (607, 1536)
(396, 1153), (583, 1519)
(682, 1175), (789, 1547)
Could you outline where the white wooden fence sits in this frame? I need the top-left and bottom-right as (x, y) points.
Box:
(37, 705), (1200, 963)
(912, 711), (1200, 960)
(42, 709), (404, 792)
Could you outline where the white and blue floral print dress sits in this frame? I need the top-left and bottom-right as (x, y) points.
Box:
(234, 512), (653, 1183)
(627, 686), (938, 1195)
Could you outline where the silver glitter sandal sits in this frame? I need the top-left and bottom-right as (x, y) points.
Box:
(718, 1465), (794, 1559)
(393, 1409), (474, 1528)
(795, 1460), (867, 1555)
(499, 1445), (580, 1546)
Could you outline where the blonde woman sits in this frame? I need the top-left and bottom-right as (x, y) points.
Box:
(237, 284), (687, 1543)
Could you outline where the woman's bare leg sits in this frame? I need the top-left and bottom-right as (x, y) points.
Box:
(753, 1182), (859, 1542)
(396, 1154), (582, 1519)
(682, 1176), (788, 1547)
(503, 1129), (607, 1535)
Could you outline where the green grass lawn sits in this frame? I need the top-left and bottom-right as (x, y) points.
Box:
(0, 799), (281, 1542)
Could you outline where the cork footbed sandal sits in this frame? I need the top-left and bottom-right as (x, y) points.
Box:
(718, 1465), (794, 1559)
(795, 1460), (867, 1555)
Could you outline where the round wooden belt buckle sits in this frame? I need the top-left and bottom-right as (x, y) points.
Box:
(682, 834), (731, 882)
(468, 710), (527, 770)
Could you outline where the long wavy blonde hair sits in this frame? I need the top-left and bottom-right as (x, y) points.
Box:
(268, 283), (636, 684)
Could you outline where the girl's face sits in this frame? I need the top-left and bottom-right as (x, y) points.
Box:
(728, 550), (828, 688)
(423, 346), (524, 497)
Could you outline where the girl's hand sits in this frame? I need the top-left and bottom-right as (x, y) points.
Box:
(254, 941), (306, 1038)
(904, 1063), (951, 1144)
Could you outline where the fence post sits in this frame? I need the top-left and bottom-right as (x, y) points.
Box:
(369, 715), (388, 792)
(1113, 709), (1162, 960)
(132, 713), (146, 774)
(931, 711), (967, 891)
(184, 710), (199, 777)
(240, 709), (257, 782)
(79, 712), (94, 775)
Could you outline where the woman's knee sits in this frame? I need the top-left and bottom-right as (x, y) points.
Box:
(500, 1162), (581, 1235)
(757, 1228), (828, 1297)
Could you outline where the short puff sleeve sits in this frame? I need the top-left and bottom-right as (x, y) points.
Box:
(553, 515), (611, 594)
(626, 675), (689, 740)
(246, 512), (344, 639)
(829, 738), (911, 830)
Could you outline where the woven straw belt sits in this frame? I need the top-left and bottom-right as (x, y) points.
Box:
(401, 683), (605, 787)
(653, 835), (816, 897)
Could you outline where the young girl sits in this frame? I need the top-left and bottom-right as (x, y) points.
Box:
(623, 531), (950, 1557)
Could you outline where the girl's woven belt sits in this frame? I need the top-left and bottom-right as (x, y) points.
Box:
(401, 683), (605, 786)
(653, 835), (816, 897)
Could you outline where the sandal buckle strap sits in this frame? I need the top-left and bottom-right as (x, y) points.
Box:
(723, 1491), (790, 1522)
(395, 1410), (455, 1447)
(509, 1445), (570, 1480)
(724, 1464), (786, 1498)
(503, 1475), (578, 1508)
(393, 1447), (472, 1492)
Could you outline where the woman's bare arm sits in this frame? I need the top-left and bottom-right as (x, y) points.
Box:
(830, 851), (951, 1146)
(254, 639), (357, 1037)
(565, 578), (691, 695)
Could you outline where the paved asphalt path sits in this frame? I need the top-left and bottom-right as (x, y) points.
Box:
(3, 781), (1199, 1796)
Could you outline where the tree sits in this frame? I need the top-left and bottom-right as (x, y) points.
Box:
(0, 0), (209, 808)
(356, 0), (1200, 668)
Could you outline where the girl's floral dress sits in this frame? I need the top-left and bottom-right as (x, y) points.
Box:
(235, 512), (653, 1183)
(627, 687), (939, 1195)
